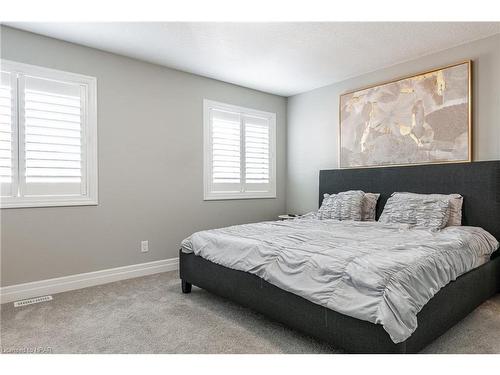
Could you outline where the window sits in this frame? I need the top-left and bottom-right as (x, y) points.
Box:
(203, 99), (276, 200)
(0, 60), (97, 208)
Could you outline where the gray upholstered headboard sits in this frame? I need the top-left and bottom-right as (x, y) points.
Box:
(319, 161), (500, 241)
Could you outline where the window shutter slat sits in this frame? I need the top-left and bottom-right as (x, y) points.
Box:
(25, 118), (81, 130)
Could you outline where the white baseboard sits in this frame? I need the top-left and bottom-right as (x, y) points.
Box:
(0, 257), (179, 304)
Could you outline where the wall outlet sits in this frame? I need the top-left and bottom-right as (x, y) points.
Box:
(141, 240), (149, 253)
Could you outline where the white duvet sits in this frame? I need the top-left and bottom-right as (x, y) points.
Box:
(181, 218), (498, 343)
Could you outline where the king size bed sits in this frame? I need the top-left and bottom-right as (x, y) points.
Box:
(179, 161), (500, 353)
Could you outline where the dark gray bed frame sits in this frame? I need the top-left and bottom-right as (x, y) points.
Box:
(179, 161), (500, 353)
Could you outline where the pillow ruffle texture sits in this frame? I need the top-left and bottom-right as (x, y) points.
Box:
(379, 195), (451, 230)
(318, 190), (365, 221)
(390, 192), (462, 226)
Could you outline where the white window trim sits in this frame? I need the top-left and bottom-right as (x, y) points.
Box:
(203, 99), (277, 201)
(0, 59), (98, 209)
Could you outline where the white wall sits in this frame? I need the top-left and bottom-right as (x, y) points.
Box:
(287, 33), (500, 214)
(0, 26), (287, 286)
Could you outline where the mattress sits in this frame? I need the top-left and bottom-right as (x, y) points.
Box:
(181, 218), (498, 343)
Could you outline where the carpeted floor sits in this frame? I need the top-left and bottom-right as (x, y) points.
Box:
(1, 271), (499, 354)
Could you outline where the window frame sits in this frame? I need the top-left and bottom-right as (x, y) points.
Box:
(203, 99), (276, 201)
(0, 59), (98, 209)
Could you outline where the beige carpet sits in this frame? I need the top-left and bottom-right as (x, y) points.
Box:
(1, 271), (499, 354)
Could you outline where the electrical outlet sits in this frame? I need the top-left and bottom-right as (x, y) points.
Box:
(141, 240), (149, 253)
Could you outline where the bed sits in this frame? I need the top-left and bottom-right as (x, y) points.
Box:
(179, 161), (500, 353)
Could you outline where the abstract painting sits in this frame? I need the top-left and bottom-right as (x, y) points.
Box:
(339, 61), (471, 168)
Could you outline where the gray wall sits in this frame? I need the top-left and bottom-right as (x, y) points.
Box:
(287, 33), (500, 214)
(0, 26), (287, 286)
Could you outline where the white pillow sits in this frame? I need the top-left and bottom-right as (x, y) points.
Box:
(390, 192), (463, 226)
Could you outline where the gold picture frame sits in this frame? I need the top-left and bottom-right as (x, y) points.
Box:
(339, 60), (472, 169)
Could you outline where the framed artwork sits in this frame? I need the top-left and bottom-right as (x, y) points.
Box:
(339, 61), (471, 169)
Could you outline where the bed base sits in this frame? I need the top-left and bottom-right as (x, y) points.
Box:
(179, 250), (500, 354)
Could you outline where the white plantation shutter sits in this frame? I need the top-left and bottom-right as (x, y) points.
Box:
(0, 71), (16, 197)
(244, 115), (270, 188)
(23, 75), (84, 195)
(0, 60), (97, 208)
(204, 100), (276, 200)
(211, 109), (241, 188)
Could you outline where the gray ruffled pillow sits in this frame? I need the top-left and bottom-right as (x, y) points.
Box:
(379, 195), (450, 230)
(389, 192), (462, 226)
(318, 190), (365, 221)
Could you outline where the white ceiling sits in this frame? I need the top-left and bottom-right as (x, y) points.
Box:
(5, 22), (500, 96)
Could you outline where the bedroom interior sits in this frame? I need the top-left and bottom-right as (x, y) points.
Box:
(1, 3), (500, 368)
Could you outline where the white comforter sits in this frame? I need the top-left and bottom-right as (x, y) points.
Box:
(181, 218), (498, 343)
